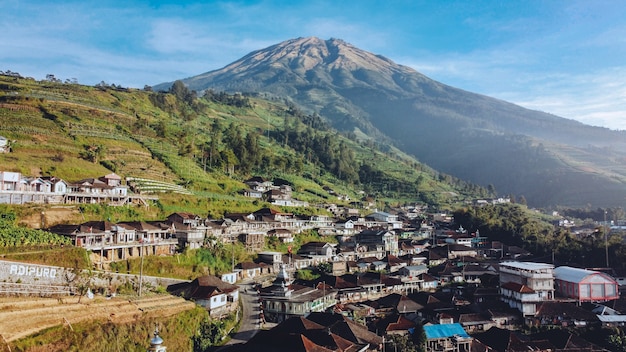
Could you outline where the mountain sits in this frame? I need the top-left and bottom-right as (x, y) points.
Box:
(156, 37), (626, 208)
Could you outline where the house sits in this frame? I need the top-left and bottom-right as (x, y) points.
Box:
(252, 207), (294, 222)
(244, 176), (273, 191)
(172, 223), (205, 250)
(331, 260), (347, 276)
(243, 313), (381, 351)
(398, 265), (428, 280)
(366, 211), (403, 229)
(383, 254), (406, 273)
(258, 251), (283, 265)
(237, 262), (263, 279)
(49, 221), (117, 249)
(167, 212), (203, 228)
(373, 313), (417, 336)
(39, 176), (69, 194)
(264, 189), (290, 202)
(0, 171), (20, 191)
(69, 175), (127, 196)
(499, 261), (555, 316)
(423, 323), (473, 352)
(266, 228), (294, 243)
(458, 313), (495, 333)
(283, 254), (313, 270)
(472, 327), (541, 352)
(48, 220), (177, 267)
(168, 275), (239, 318)
(554, 266), (619, 302)
(260, 265), (337, 323)
(421, 274), (439, 292)
(239, 232), (265, 253)
(531, 301), (600, 328)
(355, 229), (399, 258)
(221, 272), (238, 284)
(297, 241), (336, 263)
(593, 304), (626, 327)
(241, 188), (263, 198)
(446, 244), (478, 259)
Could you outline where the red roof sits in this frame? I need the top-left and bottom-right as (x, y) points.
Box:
(501, 281), (535, 293)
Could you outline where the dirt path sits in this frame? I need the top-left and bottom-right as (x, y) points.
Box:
(0, 294), (196, 343)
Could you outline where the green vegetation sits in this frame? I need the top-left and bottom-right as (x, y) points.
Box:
(7, 305), (230, 352)
(109, 244), (252, 279)
(0, 211), (70, 248)
(453, 203), (626, 269)
(0, 74), (490, 223)
(109, 229), (338, 280)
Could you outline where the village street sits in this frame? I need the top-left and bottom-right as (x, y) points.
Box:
(216, 281), (262, 351)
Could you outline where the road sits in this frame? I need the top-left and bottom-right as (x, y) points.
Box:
(216, 281), (261, 351)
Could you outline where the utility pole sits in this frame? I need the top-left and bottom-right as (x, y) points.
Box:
(139, 239), (144, 297)
(605, 210), (610, 268)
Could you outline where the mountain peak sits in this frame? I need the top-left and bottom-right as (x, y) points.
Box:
(212, 37), (414, 80)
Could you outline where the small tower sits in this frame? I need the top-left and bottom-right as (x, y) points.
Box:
(270, 264), (293, 297)
(147, 326), (166, 352)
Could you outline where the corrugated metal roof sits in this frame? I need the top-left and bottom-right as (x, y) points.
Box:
(500, 261), (553, 271)
(554, 266), (614, 284)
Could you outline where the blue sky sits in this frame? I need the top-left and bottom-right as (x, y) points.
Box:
(2, 0), (626, 130)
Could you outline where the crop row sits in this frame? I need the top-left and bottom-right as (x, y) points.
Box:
(127, 177), (193, 195)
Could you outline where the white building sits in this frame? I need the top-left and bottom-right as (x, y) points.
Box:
(499, 261), (555, 316)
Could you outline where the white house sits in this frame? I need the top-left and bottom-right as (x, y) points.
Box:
(0, 171), (20, 191)
(172, 275), (240, 318)
(499, 261), (555, 316)
(221, 272), (239, 285)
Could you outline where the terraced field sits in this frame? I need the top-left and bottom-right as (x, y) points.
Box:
(0, 294), (195, 343)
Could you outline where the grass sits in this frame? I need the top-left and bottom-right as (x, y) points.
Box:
(0, 247), (89, 268)
(0, 75), (485, 225)
(7, 305), (210, 352)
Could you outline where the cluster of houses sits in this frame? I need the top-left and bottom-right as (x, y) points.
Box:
(180, 257), (623, 351)
(42, 202), (626, 351)
(0, 171), (155, 206)
(241, 176), (309, 207)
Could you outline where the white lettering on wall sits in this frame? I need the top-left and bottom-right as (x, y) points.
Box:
(9, 264), (57, 279)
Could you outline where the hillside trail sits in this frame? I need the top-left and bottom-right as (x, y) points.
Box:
(0, 294), (195, 343)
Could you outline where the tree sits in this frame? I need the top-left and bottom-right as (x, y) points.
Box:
(317, 262), (332, 274)
(385, 334), (422, 352)
(64, 261), (93, 303)
(192, 318), (224, 352)
(80, 144), (106, 163)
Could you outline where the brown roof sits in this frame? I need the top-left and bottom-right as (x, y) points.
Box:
(118, 221), (161, 232)
(534, 302), (599, 322)
(170, 275), (239, 300)
(500, 281), (535, 293)
(245, 315), (369, 352)
(386, 315), (416, 332)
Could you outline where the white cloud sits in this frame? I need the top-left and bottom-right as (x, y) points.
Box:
(399, 49), (626, 131)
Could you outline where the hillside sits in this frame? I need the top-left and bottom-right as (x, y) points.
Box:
(0, 74), (487, 224)
(160, 37), (626, 208)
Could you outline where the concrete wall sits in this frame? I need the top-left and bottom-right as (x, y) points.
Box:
(0, 259), (188, 296)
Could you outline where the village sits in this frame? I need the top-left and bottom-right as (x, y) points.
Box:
(1, 170), (625, 351)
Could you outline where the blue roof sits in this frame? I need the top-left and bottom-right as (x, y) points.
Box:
(424, 323), (469, 339)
